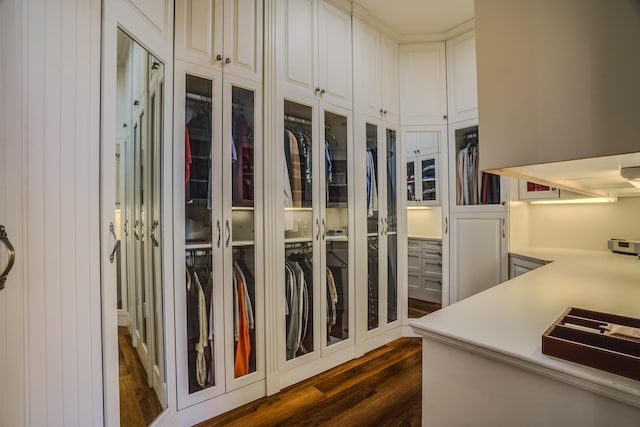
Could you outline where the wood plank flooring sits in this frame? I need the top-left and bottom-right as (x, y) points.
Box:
(408, 298), (441, 318)
(195, 337), (423, 427)
(118, 326), (164, 427)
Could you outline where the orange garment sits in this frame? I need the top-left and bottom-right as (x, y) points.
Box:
(234, 268), (251, 377)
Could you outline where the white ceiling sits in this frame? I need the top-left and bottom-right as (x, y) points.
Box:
(354, 0), (475, 37)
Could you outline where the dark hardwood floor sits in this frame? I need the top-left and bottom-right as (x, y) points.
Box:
(118, 326), (164, 427)
(408, 298), (441, 318)
(195, 337), (423, 427)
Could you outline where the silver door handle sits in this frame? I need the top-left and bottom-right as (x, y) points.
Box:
(109, 222), (119, 263)
(444, 217), (448, 234)
(316, 218), (321, 241)
(150, 220), (159, 247)
(322, 219), (326, 240)
(216, 220), (221, 248)
(123, 219), (129, 237)
(133, 220), (141, 241)
(0, 225), (16, 291)
(225, 220), (231, 247)
(502, 218), (506, 239)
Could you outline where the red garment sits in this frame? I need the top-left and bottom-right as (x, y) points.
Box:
(234, 268), (251, 377)
(185, 126), (192, 185)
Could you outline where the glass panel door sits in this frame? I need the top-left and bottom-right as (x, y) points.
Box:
(365, 123), (379, 331)
(284, 100), (315, 360)
(324, 111), (349, 346)
(184, 74), (216, 393)
(230, 86), (257, 377)
(385, 128), (398, 323)
(454, 125), (501, 206)
(406, 160), (416, 202)
(421, 158), (436, 202)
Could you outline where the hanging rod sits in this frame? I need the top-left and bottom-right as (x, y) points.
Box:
(284, 114), (312, 125)
(186, 93), (211, 103)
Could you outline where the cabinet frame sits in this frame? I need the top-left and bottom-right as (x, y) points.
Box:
(174, 60), (266, 409)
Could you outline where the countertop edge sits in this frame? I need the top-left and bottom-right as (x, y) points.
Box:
(410, 323), (640, 408)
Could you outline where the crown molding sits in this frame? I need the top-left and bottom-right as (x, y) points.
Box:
(351, 1), (474, 43)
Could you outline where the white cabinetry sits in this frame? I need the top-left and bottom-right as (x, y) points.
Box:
(278, 0), (352, 109)
(399, 43), (447, 126)
(274, 0), (355, 389)
(446, 119), (508, 304)
(449, 212), (507, 303)
(405, 126), (446, 206)
(408, 238), (443, 303)
(175, 63), (265, 409)
(508, 253), (547, 279)
(446, 31), (478, 124)
(175, 0), (263, 81)
(353, 18), (399, 123)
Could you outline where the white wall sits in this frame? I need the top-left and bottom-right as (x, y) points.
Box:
(512, 197), (640, 250)
(407, 207), (443, 238)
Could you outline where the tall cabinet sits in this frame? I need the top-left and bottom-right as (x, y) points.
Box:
(353, 16), (403, 352)
(174, 0), (266, 411)
(273, 0), (356, 388)
(445, 31), (508, 306)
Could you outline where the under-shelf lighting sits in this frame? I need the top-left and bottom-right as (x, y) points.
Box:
(620, 166), (640, 190)
(529, 197), (618, 205)
(407, 206), (432, 210)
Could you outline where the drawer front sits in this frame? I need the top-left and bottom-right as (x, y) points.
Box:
(408, 251), (422, 270)
(408, 239), (423, 252)
(423, 275), (442, 292)
(424, 259), (442, 275)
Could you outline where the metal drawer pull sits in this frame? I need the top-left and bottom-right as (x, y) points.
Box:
(109, 222), (119, 263)
(322, 218), (326, 240)
(216, 220), (221, 248)
(225, 220), (231, 247)
(316, 219), (320, 241)
(0, 225), (16, 290)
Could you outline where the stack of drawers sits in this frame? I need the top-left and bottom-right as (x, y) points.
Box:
(408, 238), (443, 303)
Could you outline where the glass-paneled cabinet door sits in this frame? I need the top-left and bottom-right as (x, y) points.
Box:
(225, 81), (264, 389)
(323, 110), (351, 348)
(384, 127), (398, 324)
(179, 69), (226, 407)
(283, 99), (316, 361)
(451, 122), (505, 209)
(365, 122), (380, 331)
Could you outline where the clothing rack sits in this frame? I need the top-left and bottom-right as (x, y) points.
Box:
(284, 114), (312, 126)
(186, 92), (211, 103)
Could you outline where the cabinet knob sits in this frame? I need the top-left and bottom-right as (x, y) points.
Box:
(320, 88), (326, 95)
(379, 108), (384, 114)
(315, 87), (321, 94)
(216, 54), (223, 61)
(443, 114), (448, 120)
(383, 110), (388, 115)
(225, 57), (231, 64)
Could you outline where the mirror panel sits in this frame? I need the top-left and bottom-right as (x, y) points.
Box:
(116, 28), (167, 426)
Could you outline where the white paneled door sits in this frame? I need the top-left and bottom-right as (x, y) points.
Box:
(1, 0), (103, 425)
(0, 2), (25, 425)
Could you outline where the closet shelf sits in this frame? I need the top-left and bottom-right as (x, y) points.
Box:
(232, 240), (255, 247)
(185, 242), (213, 250)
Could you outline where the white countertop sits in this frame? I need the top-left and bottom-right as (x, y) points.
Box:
(410, 247), (640, 406)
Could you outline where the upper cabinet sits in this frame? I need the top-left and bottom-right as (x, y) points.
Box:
(445, 31), (478, 124)
(175, 0), (263, 82)
(399, 43), (447, 126)
(353, 18), (399, 123)
(475, 0), (640, 171)
(278, 0), (352, 109)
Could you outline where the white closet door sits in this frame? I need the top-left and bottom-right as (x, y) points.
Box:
(0, 2), (25, 425)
